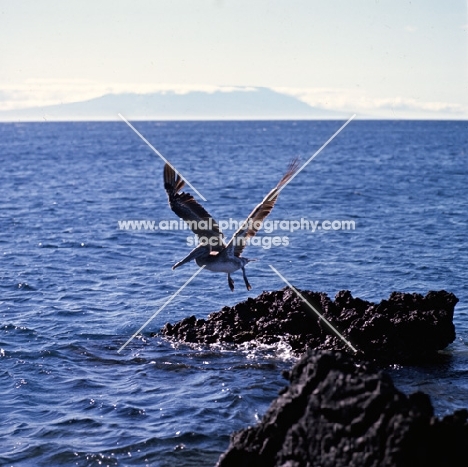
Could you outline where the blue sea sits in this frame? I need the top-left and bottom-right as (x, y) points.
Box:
(1, 120), (467, 466)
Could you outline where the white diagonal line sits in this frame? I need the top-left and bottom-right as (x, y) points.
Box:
(268, 264), (358, 353)
(118, 113), (207, 201)
(268, 114), (356, 201)
(118, 265), (206, 353)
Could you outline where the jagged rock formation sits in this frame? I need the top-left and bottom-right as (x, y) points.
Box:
(160, 288), (458, 364)
(216, 350), (468, 467)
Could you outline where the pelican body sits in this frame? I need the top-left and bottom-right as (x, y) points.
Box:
(163, 160), (299, 291)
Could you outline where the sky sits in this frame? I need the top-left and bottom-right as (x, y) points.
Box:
(0, 0), (467, 119)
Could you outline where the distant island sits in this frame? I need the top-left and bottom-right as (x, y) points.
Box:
(0, 87), (346, 121)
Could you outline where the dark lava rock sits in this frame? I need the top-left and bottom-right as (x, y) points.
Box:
(160, 288), (458, 364)
(217, 350), (468, 467)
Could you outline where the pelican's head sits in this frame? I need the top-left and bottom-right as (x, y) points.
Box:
(241, 257), (257, 267)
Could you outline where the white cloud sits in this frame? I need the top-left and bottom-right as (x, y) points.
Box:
(0, 80), (256, 111)
(0, 79), (105, 110)
(273, 86), (467, 118)
(0, 80), (465, 118)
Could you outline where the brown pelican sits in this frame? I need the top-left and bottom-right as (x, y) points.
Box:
(163, 159), (299, 291)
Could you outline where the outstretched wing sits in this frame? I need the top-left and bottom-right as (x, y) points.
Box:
(164, 163), (225, 251)
(226, 158), (300, 257)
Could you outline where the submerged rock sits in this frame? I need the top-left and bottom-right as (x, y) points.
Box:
(160, 288), (458, 364)
(217, 350), (468, 467)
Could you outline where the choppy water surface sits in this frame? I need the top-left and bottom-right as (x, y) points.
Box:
(1, 120), (467, 466)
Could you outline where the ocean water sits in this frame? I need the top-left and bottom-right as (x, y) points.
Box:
(1, 120), (467, 466)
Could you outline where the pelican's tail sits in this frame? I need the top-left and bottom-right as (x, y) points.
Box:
(172, 245), (208, 269)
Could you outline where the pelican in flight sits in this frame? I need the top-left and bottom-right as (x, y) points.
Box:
(163, 159), (299, 291)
